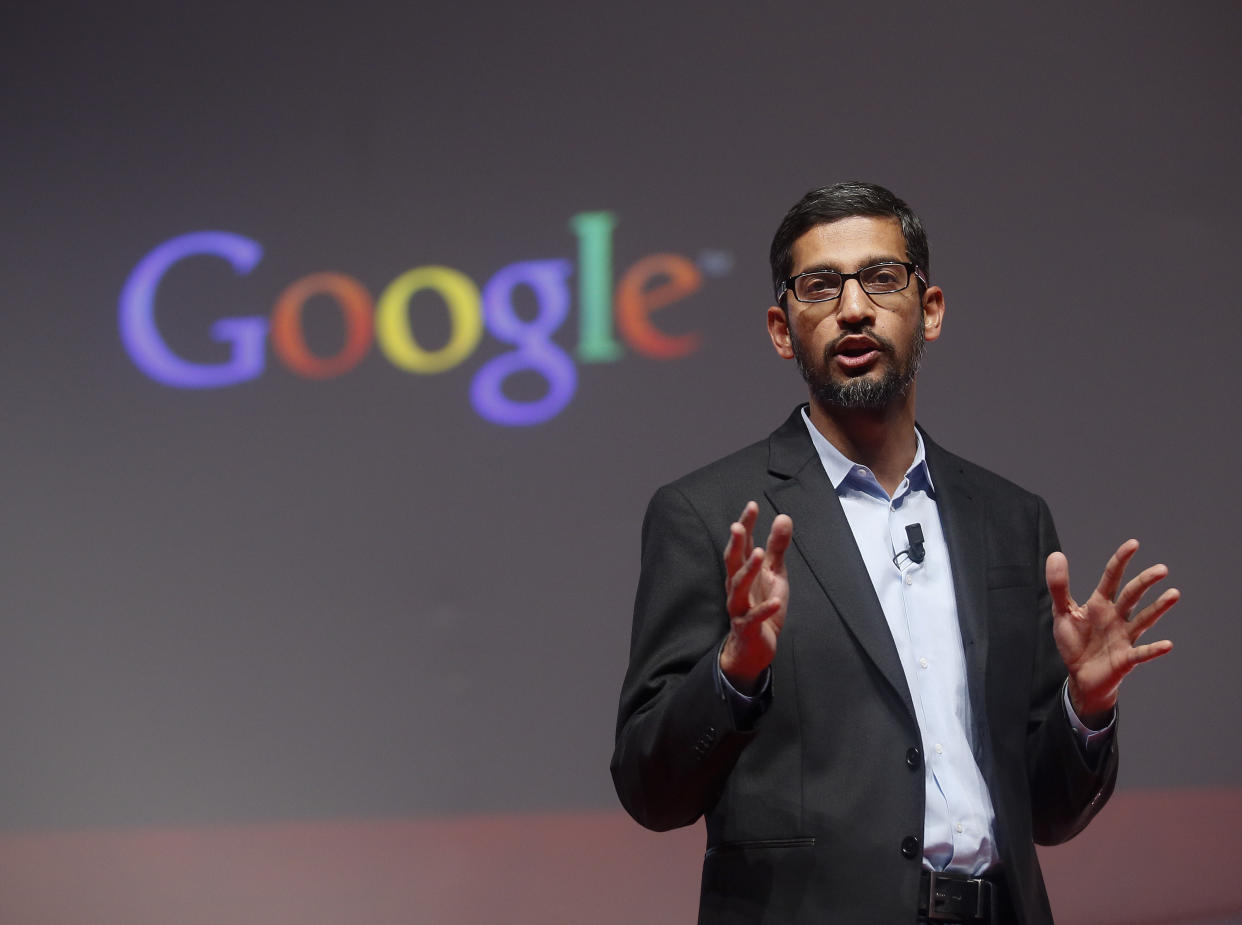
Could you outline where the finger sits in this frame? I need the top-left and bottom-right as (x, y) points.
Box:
(1045, 552), (1075, 615)
(731, 596), (782, 637)
(724, 521), (747, 576)
(727, 547), (763, 617)
(1129, 587), (1181, 639)
(1127, 638), (1174, 665)
(1095, 538), (1140, 602)
(724, 503), (759, 576)
(739, 501), (758, 551)
(1114, 563), (1170, 618)
(764, 514), (794, 572)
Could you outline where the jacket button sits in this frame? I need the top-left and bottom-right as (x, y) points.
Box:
(901, 835), (920, 859)
(906, 746), (921, 769)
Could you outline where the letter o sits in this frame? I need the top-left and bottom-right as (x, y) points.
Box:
(271, 272), (374, 379)
(374, 266), (483, 374)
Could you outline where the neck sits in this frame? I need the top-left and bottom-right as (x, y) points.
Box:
(807, 388), (918, 497)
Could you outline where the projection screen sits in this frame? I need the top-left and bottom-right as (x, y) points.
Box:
(3, 3), (1240, 923)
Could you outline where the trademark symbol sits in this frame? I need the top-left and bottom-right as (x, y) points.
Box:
(696, 250), (733, 277)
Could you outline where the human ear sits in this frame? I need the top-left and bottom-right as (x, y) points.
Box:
(767, 304), (795, 359)
(921, 286), (945, 342)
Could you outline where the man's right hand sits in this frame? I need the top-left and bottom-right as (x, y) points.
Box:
(719, 501), (793, 694)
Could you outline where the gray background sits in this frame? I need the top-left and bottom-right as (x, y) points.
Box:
(3, 2), (1240, 922)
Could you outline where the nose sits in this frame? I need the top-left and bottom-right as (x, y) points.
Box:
(835, 277), (876, 326)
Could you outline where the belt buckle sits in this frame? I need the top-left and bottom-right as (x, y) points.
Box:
(926, 870), (956, 922)
(925, 870), (988, 922)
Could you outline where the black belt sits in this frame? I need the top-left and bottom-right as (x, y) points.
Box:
(917, 869), (1007, 923)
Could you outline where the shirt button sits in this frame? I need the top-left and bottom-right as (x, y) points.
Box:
(956, 823), (964, 834)
(934, 743), (944, 755)
(919, 658), (929, 669)
(904, 574), (914, 586)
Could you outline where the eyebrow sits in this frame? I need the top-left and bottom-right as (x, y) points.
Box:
(794, 254), (909, 275)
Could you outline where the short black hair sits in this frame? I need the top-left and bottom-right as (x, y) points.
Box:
(769, 181), (930, 301)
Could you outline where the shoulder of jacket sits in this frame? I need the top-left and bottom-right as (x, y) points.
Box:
(921, 428), (1047, 509)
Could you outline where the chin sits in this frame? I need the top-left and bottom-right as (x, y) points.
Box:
(813, 368), (912, 411)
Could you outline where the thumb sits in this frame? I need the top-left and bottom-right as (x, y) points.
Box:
(1045, 551), (1074, 615)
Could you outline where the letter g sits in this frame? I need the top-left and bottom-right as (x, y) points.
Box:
(119, 231), (268, 388)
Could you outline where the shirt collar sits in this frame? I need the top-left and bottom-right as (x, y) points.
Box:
(799, 406), (936, 498)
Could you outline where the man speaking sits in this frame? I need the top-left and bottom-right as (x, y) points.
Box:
(610, 182), (1177, 924)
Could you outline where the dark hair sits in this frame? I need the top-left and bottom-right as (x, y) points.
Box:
(769, 181), (930, 301)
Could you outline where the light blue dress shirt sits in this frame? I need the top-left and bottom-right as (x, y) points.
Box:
(799, 411), (998, 874)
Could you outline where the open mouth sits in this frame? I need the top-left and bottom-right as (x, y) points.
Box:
(833, 336), (883, 370)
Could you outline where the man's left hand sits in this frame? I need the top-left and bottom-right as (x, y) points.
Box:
(1046, 539), (1179, 728)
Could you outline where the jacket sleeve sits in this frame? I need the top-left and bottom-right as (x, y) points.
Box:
(610, 484), (765, 831)
(1024, 496), (1119, 845)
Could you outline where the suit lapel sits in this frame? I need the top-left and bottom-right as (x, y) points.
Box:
(922, 432), (990, 735)
(764, 409), (916, 722)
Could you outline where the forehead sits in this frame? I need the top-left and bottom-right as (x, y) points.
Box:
(790, 215), (907, 272)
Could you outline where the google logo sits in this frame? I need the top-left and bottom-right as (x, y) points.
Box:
(119, 212), (726, 426)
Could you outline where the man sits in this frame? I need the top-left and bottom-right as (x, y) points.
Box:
(610, 182), (1177, 924)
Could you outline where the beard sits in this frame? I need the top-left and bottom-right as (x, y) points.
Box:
(791, 319), (925, 411)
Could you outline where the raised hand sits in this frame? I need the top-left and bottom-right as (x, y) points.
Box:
(1046, 539), (1179, 728)
(718, 501), (793, 693)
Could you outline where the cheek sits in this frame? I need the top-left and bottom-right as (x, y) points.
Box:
(882, 309), (921, 344)
(799, 314), (838, 349)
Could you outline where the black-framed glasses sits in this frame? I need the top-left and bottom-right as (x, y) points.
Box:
(776, 261), (926, 304)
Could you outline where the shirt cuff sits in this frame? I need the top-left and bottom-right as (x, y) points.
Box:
(720, 665), (771, 702)
(1062, 679), (1115, 751)
(715, 641), (772, 729)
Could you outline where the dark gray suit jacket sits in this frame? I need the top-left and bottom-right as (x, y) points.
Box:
(611, 407), (1117, 924)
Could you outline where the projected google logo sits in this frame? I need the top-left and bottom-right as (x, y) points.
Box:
(119, 212), (727, 426)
